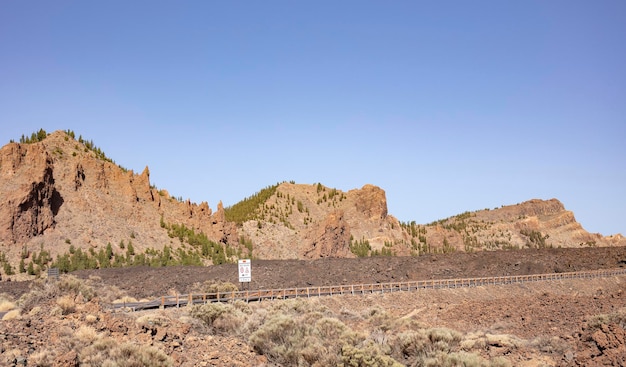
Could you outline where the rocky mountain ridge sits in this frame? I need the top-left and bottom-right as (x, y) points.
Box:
(0, 130), (623, 275)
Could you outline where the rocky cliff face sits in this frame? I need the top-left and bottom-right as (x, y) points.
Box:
(0, 143), (60, 245)
(0, 130), (623, 273)
(418, 198), (625, 253)
(0, 131), (238, 266)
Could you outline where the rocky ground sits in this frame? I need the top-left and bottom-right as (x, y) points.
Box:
(74, 246), (626, 298)
(1, 246), (626, 366)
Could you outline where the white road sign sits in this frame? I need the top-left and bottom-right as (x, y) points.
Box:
(238, 259), (251, 282)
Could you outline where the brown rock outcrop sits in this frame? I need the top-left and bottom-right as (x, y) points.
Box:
(0, 130), (623, 270)
(0, 131), (238, 266)
(573, 323), (626, 366)
(0, 142), (60, 244)
(302, 210), (352, 259)
(352, 184), (388, 221)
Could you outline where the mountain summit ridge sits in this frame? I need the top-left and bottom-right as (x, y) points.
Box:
(0, 130), (623, 273)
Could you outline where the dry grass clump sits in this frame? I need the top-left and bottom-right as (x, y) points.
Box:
(0, 297), (17, 319)
(585, 307), (626, 331)
(27, 349), (54, 367)
(0, 295), (17, 311)
(135, 312), (170, 327)
(190, 300), (251, 335)
(56, 295), (77, 315)
(57, 325), (174, 366)
(530, 336), (569, 354)
(18, 275), (96, 313)
(85, 314), (99, 324)
(96, 284), (129, 304)
(340, 342), (403, 367)
(2, 309), (21, 321)
(189, 298), (512, 367)
(57, 275), (96, 301)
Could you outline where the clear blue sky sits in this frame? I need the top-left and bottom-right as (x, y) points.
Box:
(1, 1), (625, 235)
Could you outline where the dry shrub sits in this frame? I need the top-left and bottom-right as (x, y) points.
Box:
(585, 307), (626, 331)
(18, 275), (95, 312)
(85, 314), (98, 324)
(18, 279), (58, 312)
(74, 325), (99, 344)
(270, 298), (329, 315)
(187, 296), (513, 367)
(340, 342), (403, 367)
(395, 327), (462, 358)
(315, 316), (349, 341)
(422, 351), (492, 367)
(28, 306), (42, 316)
(490, 356), (512, 367)
(248, 305), (364, 366)
(57, 275), (95, 301)
(530, 336), (569, 354)
(135, 313), (170, 327)
(484, 333), (522, 349)
(313, 317), (361, 365)
(96, 284), (128, 304)
(429, 327), (463, 345)
(2, 309), (20, 321)
(395, 329), (430, 360)
(460, 336), (487, 351)
(388, 326), (506, 367)
(249, 314), (312, 365)
(95, 342), (173, 367)
(190, 302), (248, 335)
(57, 324), (173, 366)
(28, 349), (54, 367)
(0, 299), (16, 312)
(340, 306), (362, 320)
(56, 295), (76, 315)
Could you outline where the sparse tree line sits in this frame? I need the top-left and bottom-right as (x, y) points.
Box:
(349, 237), (395, 258)
(14, 128), (49, 144)
(316, 184), (346, 206)
(0, 217), (255, 277)
(12, 128), (127, 171)
(224, 183), (280, 225)
(402, 213), (561, 254)
(226, 182), (350, 233)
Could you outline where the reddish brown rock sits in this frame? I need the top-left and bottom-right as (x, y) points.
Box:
(302, 210), (352, 258)
(0, 130), (623, 270)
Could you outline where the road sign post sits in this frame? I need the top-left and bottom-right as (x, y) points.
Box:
(238, 259), (251, 283)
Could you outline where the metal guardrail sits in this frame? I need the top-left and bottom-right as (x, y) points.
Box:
(110, 268), (626, 312)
